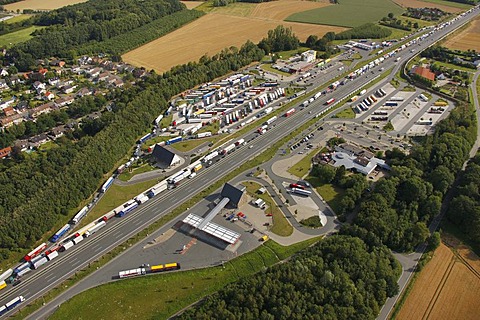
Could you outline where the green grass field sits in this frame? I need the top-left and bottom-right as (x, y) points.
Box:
(4, 14), (33, 24)
(49, 237), (320, 320)
(117, 163), (156, 182)
(287, 148), (318, 179)
(335, 107), (356, 119)
(209, 2), (255, 17)
(170, 137), (213, 152)
(77, 179), (159, 228)
(421, 0), (473, 10)
(0, 26), (42, 48)
(307, 176), (345, 214)
(243, 181), (293, 237)
(285, 0), (404, 28)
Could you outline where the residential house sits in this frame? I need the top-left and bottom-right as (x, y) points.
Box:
(76, 87), (92, 97)
(0, 99), (14, 110)
(8, 75), (21, 86)
(30, 102), (55, 118)
(50, 125), (66, 140)
(88, 111), (102, 120)
(16, 100), (28, 111)
(2, 106), (15, 117)
(474, 60), (480, 68)
(0, 79), (9, 90)
(0, 146), (12, 159)
(49, 60), (66, 67)
(29, 133), (49, 147)
(14, 139), (30, 152)
(48, 77), (60, 86)
(113, 79), (124, 88)
(414, 66), (435, 81)
(97, 72), (110, 82)
(78, 56), (92, 65)
(88, 67), (102, 78)
(55, 95), (75, 107)
(132, 68), (146, 78)
(43, 91), (55, 101)
(0, 69), (8, 77)
(0, 113), (25, 128)
(62, 84), (76, 94)
(33, 81), (46, 92)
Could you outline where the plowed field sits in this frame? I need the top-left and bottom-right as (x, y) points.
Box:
(4, 0), (87, 11)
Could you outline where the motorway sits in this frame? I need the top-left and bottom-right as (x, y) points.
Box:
(1, 6), (480, 318)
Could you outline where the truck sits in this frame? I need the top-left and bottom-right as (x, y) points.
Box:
(193, 163), (203, 172)
(51, 224), (71, 243)
(285, 108), (295, 117)
(359, 89), (367, 96)
(146, 180), (168, 198)
(135, 193), (149, 204)
(0, 269), (13, 283)
(264, 116), (277, 126)
(196, 131), (212, 138)
(72, 235), (85, 245)
(24, 243), (47, 262)
(325, 98), (335, 105)
(257, 124), (268, 134)
(32, 256), (48, 269)
(116, 201), (138, 217)
(101, 209), (116, 222)
(389, 96), (404, 101)
(166, 136), (182, 145)
(291, 188), (312, 196)
(46, 250), (59, 261)
(117, 164), (126, 174)
(385, 102), (398, 107)
(84, 221), (106, 237)
(235, 138), (245, 146)
(314, 92), (322, 100)
(118, 267), (146, 279)
(188, 172), (197, 179)
(72, 206), (89, 225)
(16, 266), (32, 277)
(100, 177), (114, 193)
(203, 151), (219, 163)
(13, 262), (30, 275)
(154, 114), (163, 126)
(138, 133), (152, 144)
(222, 144), (236, 155)
(264, 107), (273, 115)
(74, 221), (96, 237)
(1, 296), (25, 315)
(60, 240), (75, 252)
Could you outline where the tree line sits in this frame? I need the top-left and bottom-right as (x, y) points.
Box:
(5, 0), (187, 70)
(447, 153), (480, 246)
(0, 40), (264, 260)
(178, 235), (401, 320)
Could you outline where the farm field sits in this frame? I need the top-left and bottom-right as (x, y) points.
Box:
(4, 0), (88, 11)
(285, 0), (404, 28)
(396, 242), (480, 320)
(393, 0), (465, 13)
(180, 1), (203, 9)
(122, 13), (346, 73)
(4, 14), (32, 24)
(0, 25), (43, 48)
(443, 16), (480, 51)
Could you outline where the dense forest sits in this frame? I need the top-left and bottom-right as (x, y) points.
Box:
(447, 153), (480, 245)
(0, 40), (264, 259)
(334, 23), (392, 41)
(340, 102), (476, 252)
(5, 0), (191, 70)
(178, 235), (401, 320)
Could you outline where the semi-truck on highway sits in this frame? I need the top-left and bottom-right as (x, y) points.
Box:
(100, 177), (114, 193)
(51, 224), (71, 243)
(285, 108), (295, 117)
(264, 116), (277, 126)
(325, 98), (335, 105)
(72, 205), (89, 225)
(0, 296), (25, 316)
(24, 243), (47, 262)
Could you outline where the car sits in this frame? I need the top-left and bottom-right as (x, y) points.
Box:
(249, 145), (253, 149)
(298, 152), (303, 154)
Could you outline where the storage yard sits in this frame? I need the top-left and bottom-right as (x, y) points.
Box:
(443, 16), (480, 51)
(396, 242), (480, 320)
(122, 5), (346, 73)
(393, 0), (467, 13)
(4, 0), (88, 11)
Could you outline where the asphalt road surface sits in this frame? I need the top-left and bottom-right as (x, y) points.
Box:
(1, 6), (479, 319)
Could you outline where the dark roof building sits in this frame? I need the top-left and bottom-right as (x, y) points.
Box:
(151, 144), (180, 168)
(220, 183), (247, 208)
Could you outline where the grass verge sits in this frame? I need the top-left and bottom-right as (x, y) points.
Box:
(117, 163), (156, 182)
(170, 138), (213, 152)
(243, 181), (293, 237)
(300, 215), (323, 228)
(287, 148), (319, 179)
(306, 176), (344, 215)
(334, 107), (356, 119)
(0, 26), (43, 48)
(48, 236), (320, 320)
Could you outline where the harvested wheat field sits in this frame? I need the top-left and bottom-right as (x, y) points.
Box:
(4, 0), (87, 11)
(393, 0), (463, 13)
(180, 1), (204, 9)
(123, 13), (345, 73)
(251, 0), (331, 20)
(397, 242), (480, 320)
(444, 17), (480, 52)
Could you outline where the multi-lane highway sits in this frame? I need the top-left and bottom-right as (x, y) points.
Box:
(1, 6), (479, 318)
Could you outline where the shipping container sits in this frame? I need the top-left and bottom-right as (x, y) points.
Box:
(100, 177), (114, 193)
(85, 221), (107, 237)
(32, 257), (48, 269)
(72, 206), (89, 224)
(24, 243), (47, 262)
(72, 235), (84, 245)
(46, 251), (58, 261)
(61, 240), (75, 251)
(118, 267), (146, 279)
(135, 194), (149, 205)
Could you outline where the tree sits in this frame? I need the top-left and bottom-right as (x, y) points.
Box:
(312, 164), (336, 183)
(427, 231), (441, 251)
(388, 12), (394, 19)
